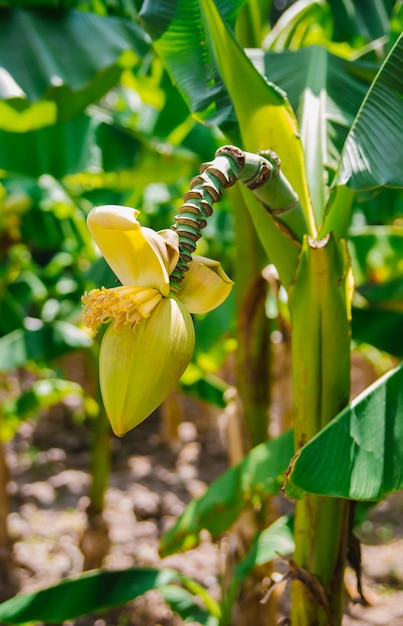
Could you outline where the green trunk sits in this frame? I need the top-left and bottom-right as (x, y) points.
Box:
(289, 233), (351, 625)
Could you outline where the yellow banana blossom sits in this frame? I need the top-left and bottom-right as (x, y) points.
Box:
(82, 205), (233, 436)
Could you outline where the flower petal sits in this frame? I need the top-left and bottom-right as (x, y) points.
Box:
(178, 255), (234, 314)
(99, 297), (195, 436)
(87, 205), (170, 294)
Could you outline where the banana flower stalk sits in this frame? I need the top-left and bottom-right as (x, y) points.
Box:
(82, 205), (233, 436)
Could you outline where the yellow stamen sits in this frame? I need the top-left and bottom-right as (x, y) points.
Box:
(82, 285), (162, 331)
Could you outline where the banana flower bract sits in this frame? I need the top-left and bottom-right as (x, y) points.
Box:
(82, 205), (233, 436)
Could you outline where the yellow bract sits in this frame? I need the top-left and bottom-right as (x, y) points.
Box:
(87, 204), (172, 295)
(179, 255), (234, 314)
(82, 204), (233, 436)
(100, 297), (194, 437)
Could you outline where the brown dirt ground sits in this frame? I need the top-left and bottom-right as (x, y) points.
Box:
(2, 359), (403, 626)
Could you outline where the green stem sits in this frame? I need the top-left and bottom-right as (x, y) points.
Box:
(170, 145), (307, 293)
(289, 233), (351, 626)
(81, 344), (111, 570)
(86, 344), (111, 517)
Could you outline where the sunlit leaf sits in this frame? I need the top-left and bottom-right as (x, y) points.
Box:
(0, 7), (150, 131)
(248, 46), (373, 173)
(335, 32), (403, 190)
(0, 568), (181, 623)
(3, 378), (83, 422)
(140, 0), (244, 134)
(285, 363), (403, 500)
(263, 0), (333, 51)
(160, 585), (219, 625)
(234, 514), (294, 582)
(200, 0), (315, 230)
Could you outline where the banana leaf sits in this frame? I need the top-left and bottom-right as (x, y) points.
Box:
(0, 113), (142, 178)
(140, 0), (244, 136)
(322, 32), (403, 235)
(0, 7), (150, 131)
(0, 567), (220, 624)
(327, 0), (397, 43)
(334, 32), (403, 190)
(285, 362), (403, 500)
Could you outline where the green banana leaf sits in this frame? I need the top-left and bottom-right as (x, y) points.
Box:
(0, 567), (218, 624)
(285, 362), (403, 500)
(0, 7), (150, 131)
(0, 113), (142, 178)
(1, 378), (87, 440)
(160, 429), (294, 556)
(248, 46), (374, 173)
(140, 0), (244, 135)
(327, 0), (397, 43)
(334, 32), (403, 190)
(265, 0), (398, 50)
(222, 514), (294, 621)
(263, 0), (333, 51)
(234, 514), (294, 583)
(160, 584), (219, 625)
(0, 105), (203, 180)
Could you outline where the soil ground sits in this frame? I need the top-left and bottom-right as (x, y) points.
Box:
(2, 368), (403, 626)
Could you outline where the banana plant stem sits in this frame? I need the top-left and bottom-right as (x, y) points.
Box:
(289, 234), (351, 625)
(170, 145), (308, 293)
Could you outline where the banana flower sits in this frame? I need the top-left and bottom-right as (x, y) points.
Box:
(82, 205), (233, 436)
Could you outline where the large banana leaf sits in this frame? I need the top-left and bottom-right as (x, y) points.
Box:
(140, 0), (244, 134)
(334, 32), (403, 190)
(285, 362), (403, 500)
(249, 47), (374, 172)
(0, 566), (219, 624)
(0, 8), (150, 131)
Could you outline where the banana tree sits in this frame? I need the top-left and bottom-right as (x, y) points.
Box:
(137, 1), (403, 624)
